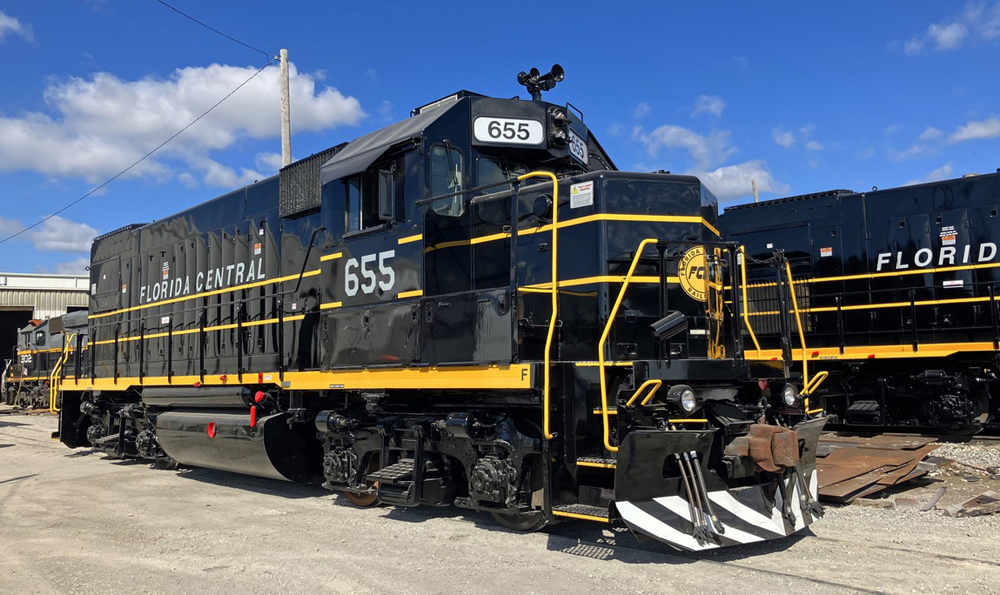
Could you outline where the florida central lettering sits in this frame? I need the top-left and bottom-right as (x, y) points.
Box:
(874, 243), (997, 271)
(139, 257), (265, 304)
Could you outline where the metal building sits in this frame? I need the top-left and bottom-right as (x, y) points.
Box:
(0, 272), (88, 356)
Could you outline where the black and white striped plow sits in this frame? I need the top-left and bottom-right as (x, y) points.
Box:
(612, 417), (826, 552)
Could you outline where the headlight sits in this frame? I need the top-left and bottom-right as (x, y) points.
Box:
(782, 384), (800, 407)
(680, 388), (697, 412)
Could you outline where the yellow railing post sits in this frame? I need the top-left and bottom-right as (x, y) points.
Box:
(48, 334), (76, 414)
(598, 238), (658, 453)
(783, 261), (811, 391)
(517, 171), (559, 440)
(739, 246), (762, 358)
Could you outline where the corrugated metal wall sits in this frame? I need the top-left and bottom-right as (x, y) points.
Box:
(0, 289), (88, 319)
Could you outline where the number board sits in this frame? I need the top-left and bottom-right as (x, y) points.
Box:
(473, 117), (544, 146)
(568, 129), (588, 165)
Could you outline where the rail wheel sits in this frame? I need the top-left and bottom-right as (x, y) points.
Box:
(345, 489), (378, 507)
(973, 391), (993, 425)
(345, 454), (380, 507)
(490, 511), (547, 532)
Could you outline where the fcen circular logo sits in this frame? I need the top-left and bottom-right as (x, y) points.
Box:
(678, 246), (708, 302)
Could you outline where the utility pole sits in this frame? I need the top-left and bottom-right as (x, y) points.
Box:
(280, 48), (291, 167)
(752, 178), (759, 203)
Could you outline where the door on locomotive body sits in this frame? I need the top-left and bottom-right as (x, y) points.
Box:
(808, 222), (843, 349)
(969, 200), (1000, 343)
(320, 149), (423, 369)
(931, 207), (976, 334)
(421, 144), (513, 365)
(865, 211), (931, 345)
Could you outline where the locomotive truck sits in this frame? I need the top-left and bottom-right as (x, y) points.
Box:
(52, 67), (825, 551)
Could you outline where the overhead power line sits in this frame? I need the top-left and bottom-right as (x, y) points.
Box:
(0, 2), (278, 247)
(155, 0), (271, 63)
(0, 61), (273, 246)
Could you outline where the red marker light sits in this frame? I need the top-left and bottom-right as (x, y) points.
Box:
(220, 374), (228, 382)
(193, 381), (202, 388)
(207, 421), (217, 438)
(254, 391), (266, 403)
(811, 350), (820, 357)
(258, 372), (264, 384)
(250, 406), (257, 428)
(867, 354), (876, 359)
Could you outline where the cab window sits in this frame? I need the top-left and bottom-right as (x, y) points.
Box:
(429, 144), (464, 217)
(477, 156), (527, 191)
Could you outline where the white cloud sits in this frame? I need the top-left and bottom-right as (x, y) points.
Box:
(0, 62), (364, 185)
(30, 216), (98, 252)
(889, 143), (931, 161)
(772, 127), (795, 148)
(255, 152), (284, 172)
(54, 257), (90, 275)
(634, 125), (734, 170)
(692, 95), (725, 118)
(805, 140), (824, 151)
(200, 159), (265, 188)
(902, 2), (1000, 55)
(905, 163), (955, 186)
(0, 215), (24, 236)
(949, 117), (1000, 142)
(0, 11), (33, 43)
(633, 102), (651, 119)
(919, 126), (943, 140)
(690, 160), (790, 203)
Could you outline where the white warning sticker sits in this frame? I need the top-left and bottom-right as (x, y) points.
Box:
(570, 181), (594, 208)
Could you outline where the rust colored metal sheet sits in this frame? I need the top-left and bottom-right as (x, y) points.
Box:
(819, 433), (937, 451)
(875, 445), (938, 486)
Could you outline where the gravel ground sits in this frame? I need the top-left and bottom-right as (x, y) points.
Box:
(3, 413), (1000, 595)
(931, 442), (1000, 474)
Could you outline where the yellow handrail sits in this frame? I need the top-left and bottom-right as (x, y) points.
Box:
(518, 171), (559, 440)
(599, 237), (658, 453)
(784, 261), (810, 391)
(625, 379), (663, 407)
(48, 333), (76, 414)
(802, 370), (828, 415)
(739, 246), (762, 358)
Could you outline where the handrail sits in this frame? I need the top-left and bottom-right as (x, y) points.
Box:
(739, 246), (762, 358)
(802, 370), (829, 415)
(599, 237), (658, 453)
(784, 261), (810, 391)
(625, 379), (663, 407)
(48, 333), (76, 414)
(517, 171), (559, 441)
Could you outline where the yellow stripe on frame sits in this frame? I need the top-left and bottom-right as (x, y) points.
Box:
(397, 289), (424, 299)
(320, 252), (343, 262)
(398, 234), (423, 245)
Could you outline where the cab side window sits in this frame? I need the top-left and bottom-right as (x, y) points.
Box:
(345, 153), (410, 234)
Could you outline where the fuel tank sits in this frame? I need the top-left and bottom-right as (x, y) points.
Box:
(155, 410), (313, 483)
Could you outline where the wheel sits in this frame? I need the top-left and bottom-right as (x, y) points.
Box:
(152, 457), (180, 471)
(973, 391), (993, 425)
(344, 489), (379, 507)
(490, 511), (547, 532)
(344, 454), (380, 507)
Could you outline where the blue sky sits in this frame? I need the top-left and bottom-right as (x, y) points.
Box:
(1, 1), (998, 274)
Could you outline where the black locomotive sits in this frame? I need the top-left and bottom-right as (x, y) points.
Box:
(721, 172), (1000, 434)
(4, 311), (88, 409)
(54, 67), (825, 551)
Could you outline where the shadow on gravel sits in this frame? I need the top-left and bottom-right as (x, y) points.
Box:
(0, 420), (30, 428)
(0, 474), (39, 485)
(174, 466), (327, 499)
(0, 443), (14, 448)
(540, 522), (812, 565)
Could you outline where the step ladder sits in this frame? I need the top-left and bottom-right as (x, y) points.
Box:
(368, 425), (425, 507)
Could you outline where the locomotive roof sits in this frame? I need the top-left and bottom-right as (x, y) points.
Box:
(319, 97), (461, 185)
(723, 189), (855, 213)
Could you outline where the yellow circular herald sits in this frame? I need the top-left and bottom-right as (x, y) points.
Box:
(678, 246), (708, 302)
